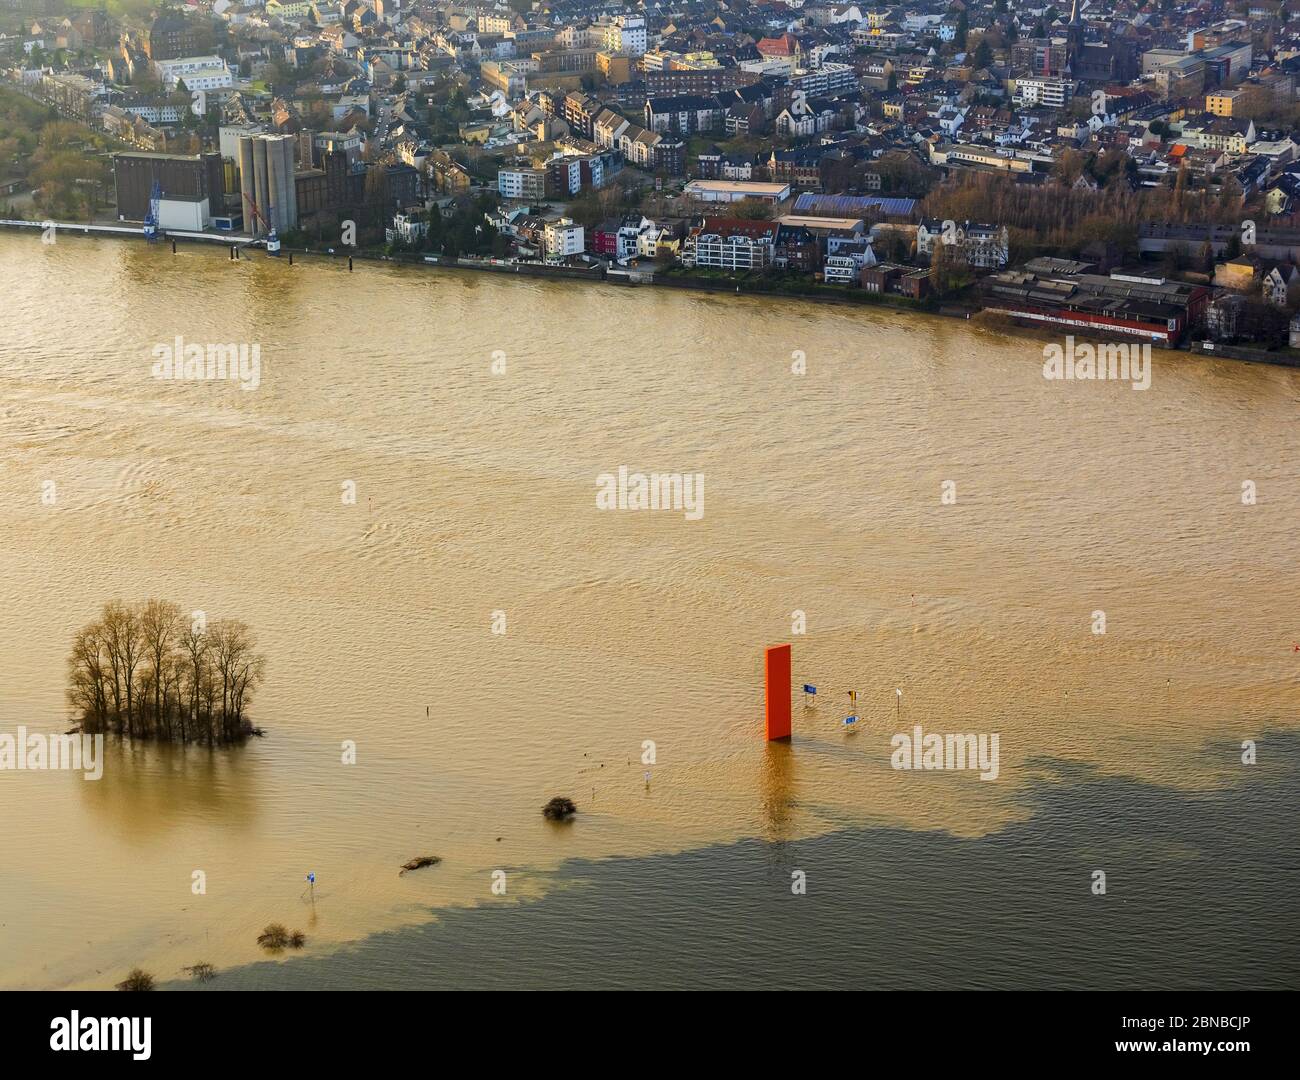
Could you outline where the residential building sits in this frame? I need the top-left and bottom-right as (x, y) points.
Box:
(544, 217), (585, 258)
(684, 218), (778, 270)
(1013, 76), (1072, 109)
(148, 12), (203, 61)
(498, 167), (548, 201)
(645, 95), (723, 136)
(153, 55), (233, 92)
(917, 220), (1010, 269)
(386, 210), (428, 245)
(601, 15), (646, 57)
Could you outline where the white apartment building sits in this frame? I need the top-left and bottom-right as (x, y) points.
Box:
(917, 220), (1010, 268)
(686, 230), (774, 271)
(498, 167), (547, 201)
(903, 14), (943, 33)
(385, 211), (429, 245)
(154, 56), (233, 91)
(788, 62), (858, 97)
(1013, 76), (1071, 109)
(544, 218), (585, 258)
(613, 216), (654, 262)
(124, 101), (185, 124)
(822, 254), (860, 284)
(266, 0), (315, 18)
(640, 49), (674, 71)
(602, 15), (646, 57)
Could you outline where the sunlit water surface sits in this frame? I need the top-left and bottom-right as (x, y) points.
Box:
(0, 235), (1296, 988)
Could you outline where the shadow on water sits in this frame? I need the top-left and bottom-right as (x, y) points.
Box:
(175, 731), (1300, 991)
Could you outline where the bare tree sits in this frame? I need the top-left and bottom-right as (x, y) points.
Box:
(141, 600), (181, 739)
(67, 623), (109, 730)
(103, 601), (143, 738)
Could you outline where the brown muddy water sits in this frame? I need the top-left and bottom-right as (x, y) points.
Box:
(1, 234), (1297, 989)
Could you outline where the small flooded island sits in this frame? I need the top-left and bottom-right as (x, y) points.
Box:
(67, 600), (266, 745)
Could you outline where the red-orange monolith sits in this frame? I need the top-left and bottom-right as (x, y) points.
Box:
(765, 644), (792, 741)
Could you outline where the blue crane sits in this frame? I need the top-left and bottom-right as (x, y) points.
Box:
(143, 179), (162, 241)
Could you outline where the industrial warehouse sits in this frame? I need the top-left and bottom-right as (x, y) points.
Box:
(981, 259), (1212, 347)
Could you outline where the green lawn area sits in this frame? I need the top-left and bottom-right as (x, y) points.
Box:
(64, 0), (155, 17)
(0, 86), (51, 128)
(104, 0), (158, 17)
(686, 133), (765, 165)
(686, 135), (716, 159)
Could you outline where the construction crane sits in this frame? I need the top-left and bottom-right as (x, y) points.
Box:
(241, 191), (281, 255)
(143, 179), (162, 241)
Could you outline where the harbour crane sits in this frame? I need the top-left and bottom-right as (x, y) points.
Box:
(241, 191), (281, 255)
(142, 179), (162, 241)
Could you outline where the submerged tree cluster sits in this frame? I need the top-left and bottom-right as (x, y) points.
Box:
(67, 600), (266, 744)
